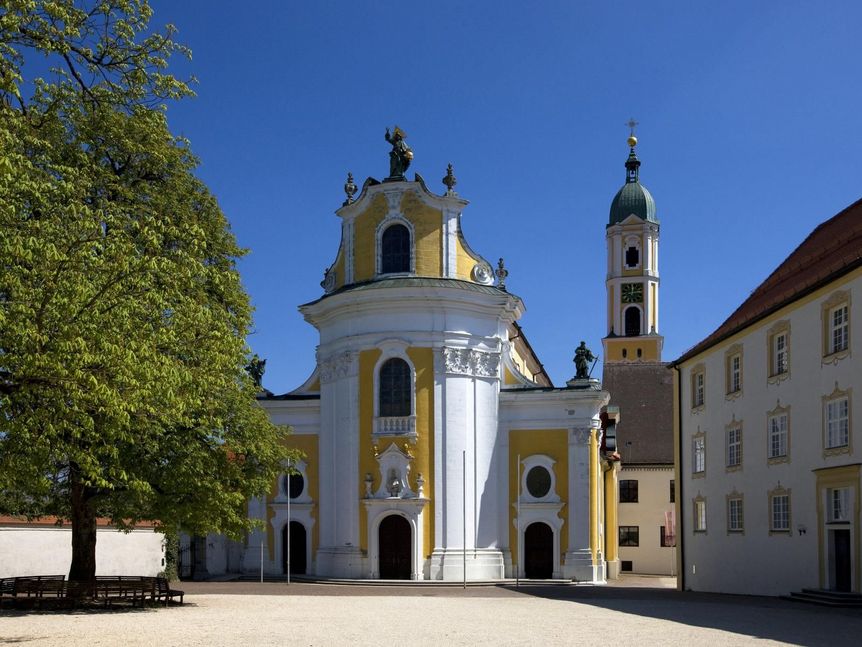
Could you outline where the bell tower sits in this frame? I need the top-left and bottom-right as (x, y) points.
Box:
(602, 125), (663, 364)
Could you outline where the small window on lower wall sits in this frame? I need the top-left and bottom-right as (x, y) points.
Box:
(621, 560), (633, 572)
(619, 526), (640, 547)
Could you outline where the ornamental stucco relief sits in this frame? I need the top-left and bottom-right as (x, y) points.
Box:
(439, 347), (500, 378)
(318, 350), (358, 384)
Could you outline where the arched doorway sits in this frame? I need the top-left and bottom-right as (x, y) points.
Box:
(282, 521), (307, 575)
(378, 514), (412, 579)
(524, 522), (553, 579)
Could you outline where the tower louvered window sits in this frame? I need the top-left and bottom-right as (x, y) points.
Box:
(624, 306), (641, 337)
(379, 358), (411, 417)
(381, 224), (410, 274)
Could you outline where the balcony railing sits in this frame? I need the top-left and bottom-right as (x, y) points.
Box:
(373, 415), (417, 438)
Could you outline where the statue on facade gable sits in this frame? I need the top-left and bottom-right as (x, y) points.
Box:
(385, 126), (413, 179)
(246, 354), (266, 388)
(573, 342), (596, 380)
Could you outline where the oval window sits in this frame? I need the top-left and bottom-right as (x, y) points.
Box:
(526, 466), (551, 498)
(285, 473), (304, 499)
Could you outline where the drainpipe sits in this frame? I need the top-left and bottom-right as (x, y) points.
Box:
(672, 364), (685, 591)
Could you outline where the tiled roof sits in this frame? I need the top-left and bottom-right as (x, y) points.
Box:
(674, 197), (862, 364)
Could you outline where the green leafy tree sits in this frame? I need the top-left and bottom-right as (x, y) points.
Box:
(0, 0), (293, 584)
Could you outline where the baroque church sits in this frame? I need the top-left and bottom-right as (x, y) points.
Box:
(183, 129), (673, 582)
(248, 129), (622, 582)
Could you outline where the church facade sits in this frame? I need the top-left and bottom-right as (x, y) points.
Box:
(241, 133), (619, 582)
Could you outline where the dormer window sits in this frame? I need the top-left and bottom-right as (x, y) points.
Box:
(381, 224), (410, 274)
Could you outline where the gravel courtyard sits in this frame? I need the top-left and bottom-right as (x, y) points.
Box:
(2, 578), (860, 646)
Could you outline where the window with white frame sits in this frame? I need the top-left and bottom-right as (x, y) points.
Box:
(767, 410), (789, 460)
(694, 498), (707, 532)
(727, 497), (744, 532)
(380, 223), (411, 274)
(822, 292), (850, 359)
(825, 394), (850, 449)
(725, 346), (742, 395)
(829, 304), (849, 355)
(692, 369), (705, 408)
(830, 488), (850, 522)
(726, 425), (742, 469)
(692, 435), (705, 475)
(770, 490), (790, 533)
(773, 332), (788, 375)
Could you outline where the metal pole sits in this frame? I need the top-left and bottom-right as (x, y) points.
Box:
(260, 540), (264, 583)
(287, 492), (291, 585)
(516, 453), (521, 587)
(463, 449), (467, 590)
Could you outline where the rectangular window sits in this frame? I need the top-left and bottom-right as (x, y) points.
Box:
(826, 396), (850, 449)
(659, 526), (674, 547)
(669, 480), (675, 503)
(726, 353), (741, 394)
(619, 526), (640, 547)
(830, 488), (850, 522)
(694, 499), (707, 532)
(830, 304), (849, 354)
(772, 332), (788, 375)
(726, 426), (742, 468)
(692, 371), (705, 407)
(728, 498), (743, 532)
(770, 494), (790, 532)
(693, 437), (705, 474)
(619, 479), (639, 503)
(768, 413), (788, 459)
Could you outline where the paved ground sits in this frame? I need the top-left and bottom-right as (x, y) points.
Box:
(2, 577), (860, 646)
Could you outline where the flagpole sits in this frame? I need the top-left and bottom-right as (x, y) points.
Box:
(287, 488), (291, 585)
(463, 449), (467, 590)
(516, 453), (521, 587)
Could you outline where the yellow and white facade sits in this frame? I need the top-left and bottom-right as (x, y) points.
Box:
(247, 160), (616, 582)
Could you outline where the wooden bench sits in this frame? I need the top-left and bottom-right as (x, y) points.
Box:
(0, 575), (66, 609)
(154, 576), (184, 606)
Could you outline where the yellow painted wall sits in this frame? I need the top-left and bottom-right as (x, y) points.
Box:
(399, 192), (442, 277)
(604, 338), (661, 362)
(503, 367), (521, 386)
(357, 347), (435, 559)
(508, 429), (569, 565)
(352, 193), (388, 282)
(407, 347), (435, 559)
(266, 433), (320, 561)
(331, 245), (345, 291)
(358, 348), (382, 555)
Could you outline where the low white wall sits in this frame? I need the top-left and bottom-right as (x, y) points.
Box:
(0, 527), (164, 577)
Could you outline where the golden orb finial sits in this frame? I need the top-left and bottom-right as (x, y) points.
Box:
(627, 135), (638, 148)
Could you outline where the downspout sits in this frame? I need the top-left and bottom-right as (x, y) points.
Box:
(672, 364), (685, 591)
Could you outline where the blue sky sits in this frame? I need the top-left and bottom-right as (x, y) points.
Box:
(148, 0), (862, 393)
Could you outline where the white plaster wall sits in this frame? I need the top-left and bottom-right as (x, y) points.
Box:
(618, 466), (675, 575)
(680, 272), (860, 596)
(0, 528), (164, 577)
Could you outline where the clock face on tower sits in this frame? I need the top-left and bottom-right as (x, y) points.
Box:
(621, 283), (643, 303)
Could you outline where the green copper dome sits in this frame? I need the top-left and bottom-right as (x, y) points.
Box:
(608, 147), (658, 226)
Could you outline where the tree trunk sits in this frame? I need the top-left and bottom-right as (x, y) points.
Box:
(68, 465), (98, 585)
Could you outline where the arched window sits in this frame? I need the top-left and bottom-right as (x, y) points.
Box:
(379, 358), (411, 417)
(381, 224), (410, 274)
(624, 306), (641, 337)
